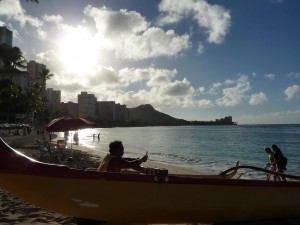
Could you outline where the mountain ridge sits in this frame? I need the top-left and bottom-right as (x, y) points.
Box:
(128, 104), (237, 126)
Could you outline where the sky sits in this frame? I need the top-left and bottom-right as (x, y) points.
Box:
(0, 0), (299, 124)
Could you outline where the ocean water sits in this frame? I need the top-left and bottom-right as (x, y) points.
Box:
(73, 125), (300, 179)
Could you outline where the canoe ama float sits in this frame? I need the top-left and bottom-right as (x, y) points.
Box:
(0, 137), (300, 223)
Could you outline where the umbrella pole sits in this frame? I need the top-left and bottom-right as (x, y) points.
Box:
(71, 131), (73, 157)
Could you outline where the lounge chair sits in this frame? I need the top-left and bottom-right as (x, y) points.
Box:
(36, 138), (63, 162)
(56, 139), (67, 150)
(35, 138), (52, 159)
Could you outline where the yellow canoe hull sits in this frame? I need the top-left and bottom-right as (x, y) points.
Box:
(1, 172), (300, 223)
(1, 137), (300, 223)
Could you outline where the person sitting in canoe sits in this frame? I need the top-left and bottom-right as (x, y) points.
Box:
(98, 140), (148, 172)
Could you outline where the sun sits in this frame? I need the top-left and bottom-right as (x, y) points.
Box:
(58, 27), (99, 75)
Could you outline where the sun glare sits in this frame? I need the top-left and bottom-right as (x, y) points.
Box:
(58, 28), (99, 75)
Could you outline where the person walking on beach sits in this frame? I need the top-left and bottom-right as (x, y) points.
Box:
(265, 147), (276, 181)
(271, 144), (288, 181)
(98, 140), (148, 172)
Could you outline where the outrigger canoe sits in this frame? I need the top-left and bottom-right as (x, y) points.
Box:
(0, 137), (300, 223)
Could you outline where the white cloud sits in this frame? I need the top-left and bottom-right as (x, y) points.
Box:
(264, 73), (275, 80)
(162, 78), (194, 96)
(0, 0), (44, 43)
(0, 0), (42, 28)
(89, 66), (121, 87)
(197, 86), (206, 93)
(43, 14), (64, 24)
(37, 27), (47, 40)
(197, 42), (205, 54)
(157, 0), (231, 44)
(284, 85), (300, 100)
(208, 82), (222, 94)
(35, 50), (64, 74)
(84, 6), (148, 39)
(249, 92), (267, 105)
(0, 0), (23, 17)
(115, 27), (190, 60)
(84, 5), (191, 60)
(224, 79), (235, 85)
(146, 68), (176, 86)
(197, 99), (214, 108)
(117, 67), (177, 87)
(216, 75), (251, 107)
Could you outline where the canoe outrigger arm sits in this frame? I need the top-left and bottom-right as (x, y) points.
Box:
(220, 165), (300, 181)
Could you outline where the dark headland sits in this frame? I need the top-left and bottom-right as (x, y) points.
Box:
(126, 104), (237, 127)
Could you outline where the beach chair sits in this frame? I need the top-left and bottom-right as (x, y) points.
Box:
(56, 139), (67, 151)
(36, 138), (63, 162)
(35, 138), (52, 160)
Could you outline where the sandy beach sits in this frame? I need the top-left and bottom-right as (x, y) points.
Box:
(1, 133), (300, 225)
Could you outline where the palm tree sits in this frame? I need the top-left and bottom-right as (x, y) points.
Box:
(37, 67), (54, 94)
(0, 44), (26, 70)
(0, 79), (20, 122)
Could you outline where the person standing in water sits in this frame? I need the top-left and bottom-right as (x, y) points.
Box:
(272, 144), (288, 181)
(265, 147), (276, 181)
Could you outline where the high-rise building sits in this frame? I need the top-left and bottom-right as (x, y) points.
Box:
(0, 26), (13, 46)
(46, 88), (61, 113)
(78, 91), (97, 118)
(96, 101), (115, 126)
(27, 60), (47, 97)
(57, 101), (79, 117)
(115, 103), (129, 122)
(27, 60), (46, 80)
(52, 90), (61, 103)
(46, 88), (54, 103)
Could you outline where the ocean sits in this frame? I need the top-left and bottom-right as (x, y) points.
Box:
(73, 124), (300, 179)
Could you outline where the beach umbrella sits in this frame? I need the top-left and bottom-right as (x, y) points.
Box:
(45, 117), (96, 132)
(45, 117), (96, 152)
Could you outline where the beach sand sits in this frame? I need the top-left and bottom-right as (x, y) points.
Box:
(1, 133), (300, 225)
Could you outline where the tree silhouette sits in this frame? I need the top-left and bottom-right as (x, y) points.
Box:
(37, 67), (54, 94)
(0, 44), (26, 69)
